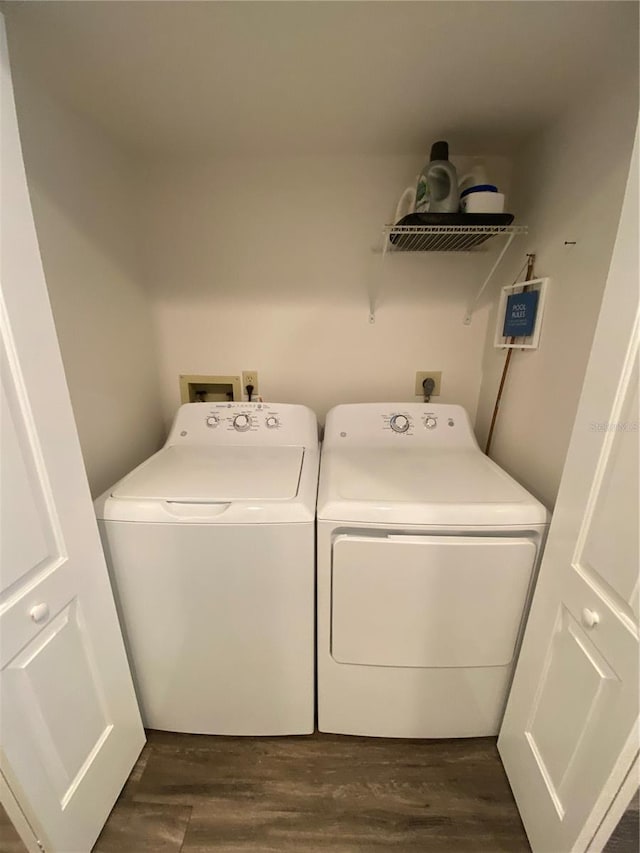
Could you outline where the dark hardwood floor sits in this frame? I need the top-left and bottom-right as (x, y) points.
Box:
(0, 804), (27, 853)
(603, 791), (640, 853)
(91, 731), (531, 853)
(2, 734), (637, 852)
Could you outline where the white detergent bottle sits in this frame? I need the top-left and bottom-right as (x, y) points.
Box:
(416, 141), (459, 214)
(458, 161), (488, 196)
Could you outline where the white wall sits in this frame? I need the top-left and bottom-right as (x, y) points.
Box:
(475, 64), (638, 509)
(8, 9), (635, 511)
(139, 153), (511, 428)
(11, 76), (165, 497)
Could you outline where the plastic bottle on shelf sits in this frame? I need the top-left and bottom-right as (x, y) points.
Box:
(415, 141), (459, 214)
(458, 162), (489, 196)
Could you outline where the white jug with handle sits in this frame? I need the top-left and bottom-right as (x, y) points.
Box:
(394, 185), (417, 223)
(457, 163), (489, 196)
(394, 142), (463, 221)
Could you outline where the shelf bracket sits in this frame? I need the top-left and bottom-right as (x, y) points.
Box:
(463, 231), (516, 325)
(369, 233), (388, 323)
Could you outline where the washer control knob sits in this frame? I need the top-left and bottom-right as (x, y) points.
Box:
(233, 413), (251, 432)
(265, 415), (279, 429)
(390, 414), (410, 433)
(425, 416), (437, 430)
(205, 415), (219, 428)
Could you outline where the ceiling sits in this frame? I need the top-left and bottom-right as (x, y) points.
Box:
(3, 1), (638, 156)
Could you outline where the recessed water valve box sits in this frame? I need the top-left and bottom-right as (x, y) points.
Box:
(179, 374), (242, 403)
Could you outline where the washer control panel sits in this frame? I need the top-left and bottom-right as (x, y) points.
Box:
(203, 405), (283, 433)
(324, 403), (476, 449)
(168, 401), (318, 448)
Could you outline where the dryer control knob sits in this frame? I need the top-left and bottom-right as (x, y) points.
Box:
(425, 416), (437, 430)
(265, 416), (279, 429)
(233, 413), (251, 432)
(206, 415), (219, 428)
(390, 414), (410, 433)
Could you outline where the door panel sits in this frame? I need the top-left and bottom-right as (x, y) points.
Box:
(498, 128), (639, 853)
(0, 14), (144, 853)
(527, 606), (626, 811)
(10, 602), (110, 793)
(0, 297), (144, 853)
(577, 358), (639, 618)
(0, 343), (60, 596)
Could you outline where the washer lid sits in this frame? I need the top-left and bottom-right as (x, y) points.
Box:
(318, 447), (548, 525)
(111, 445), (304, 502)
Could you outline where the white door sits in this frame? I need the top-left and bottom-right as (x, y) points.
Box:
(0, 15), (144, 853)
(498, 128), (639, 852)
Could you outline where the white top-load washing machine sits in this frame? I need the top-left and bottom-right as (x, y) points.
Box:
(317, 403), (549, 738)
(95, 402), (318, 736)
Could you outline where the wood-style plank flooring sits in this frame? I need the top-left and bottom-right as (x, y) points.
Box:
(2, 735), (638, 852)
(91, 731), (531, 853)
(603, 792), (640, 853)
(0, 804), (28, 853)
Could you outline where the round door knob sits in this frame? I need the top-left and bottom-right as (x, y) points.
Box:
(425, 416), (437, 430)
(233, 413), (251, 431)
(390, 414), (410, 433)
(582, 608), (600, 629)
(30, 603), (50, 624)
(205, 415), (219, 428)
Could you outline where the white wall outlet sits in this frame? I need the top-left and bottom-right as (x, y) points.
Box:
(415, 371), (442, 397)
(242, 371), (259, 397)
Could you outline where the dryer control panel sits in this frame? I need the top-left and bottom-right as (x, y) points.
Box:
(166, 402), (319, 448)
(324, 403), (478, 449)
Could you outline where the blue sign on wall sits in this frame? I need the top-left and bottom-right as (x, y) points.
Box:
(503, 290), (539, 337)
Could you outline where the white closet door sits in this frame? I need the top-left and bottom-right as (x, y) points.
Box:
(0, 14), (144, 853)
(498, 127), (639, 853)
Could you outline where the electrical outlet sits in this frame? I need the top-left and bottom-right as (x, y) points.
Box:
(415, 371), (442, 397)
(242, 371), (259, 397)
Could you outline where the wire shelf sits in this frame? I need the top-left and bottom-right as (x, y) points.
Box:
(383, 224), (528, 253)
(369, 222), (529, 324)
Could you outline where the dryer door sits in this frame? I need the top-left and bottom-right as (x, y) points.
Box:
(331, 534), (536, 668)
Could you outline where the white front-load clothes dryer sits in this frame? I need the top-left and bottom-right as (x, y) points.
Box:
(95, 402), (319, 735)
(317, 403), (549, 738)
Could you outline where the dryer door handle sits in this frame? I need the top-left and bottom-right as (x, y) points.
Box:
(386, 535), (434, 543)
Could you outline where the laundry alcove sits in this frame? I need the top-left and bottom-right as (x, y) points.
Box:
(1, 2), (638, 852)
